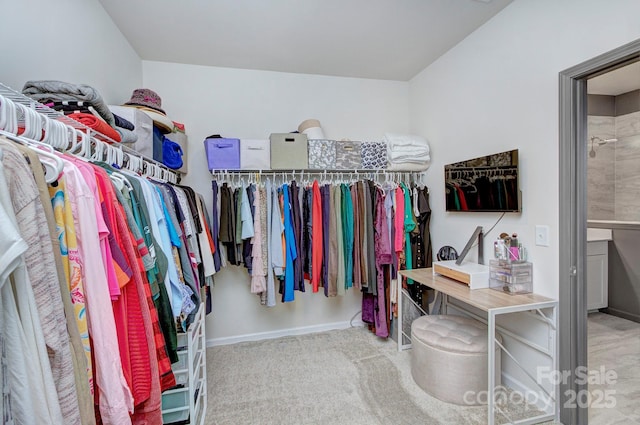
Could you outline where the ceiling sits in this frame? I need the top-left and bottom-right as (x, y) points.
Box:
(588, 61), (640, 95)
(98, 0), (513, 81)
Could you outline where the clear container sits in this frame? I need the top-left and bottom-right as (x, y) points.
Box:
(489, 260), (532, 294)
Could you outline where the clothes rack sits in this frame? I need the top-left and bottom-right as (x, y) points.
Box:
(0, 82), (179, 184)
(211, 169), (427, 186)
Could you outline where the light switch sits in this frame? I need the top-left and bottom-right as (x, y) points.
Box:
(535, 225), (550, 247)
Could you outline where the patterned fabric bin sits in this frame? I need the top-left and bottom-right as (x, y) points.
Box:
(308, 139), (336, 169)
(335, 140), (362, 169)
(361, 141), (388, 169)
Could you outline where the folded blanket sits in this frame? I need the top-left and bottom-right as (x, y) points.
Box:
(115, 127), (138, 144)
(113, 114), (135, 131)
(384, 132), (431, 167)
(68, 112), (121, 143)
(23, 80), (115, 127)
(49, 100), (92, 115)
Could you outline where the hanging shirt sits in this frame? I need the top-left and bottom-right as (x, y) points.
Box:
(311, 180), (323, 292)
(334, 185), (346, 296)
(138, 178), (183, 317)
(210, 181), (222, 272)
(402, 182), (416, 283)
(68, 157), (123, 300)
(265, 180), (276, 307)
(48, 177), (93, 395)
(394, 186), (405, 254)
(0, 194), (64, 425)
(61, 159), (134, 423)
(240, 182), (255, 240)
(270, 185), (285, 278)
(250, 186), (266, 294)
(282, 184), (297, 302)
(1, 146), (82, 424)
(321, 184), (332, 297)
(341, 183), (354, 290)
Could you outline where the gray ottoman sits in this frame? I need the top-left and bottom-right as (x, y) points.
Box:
(410, 315), (502, 405)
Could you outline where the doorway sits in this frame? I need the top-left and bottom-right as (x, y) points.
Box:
(559, 38), (640, 425)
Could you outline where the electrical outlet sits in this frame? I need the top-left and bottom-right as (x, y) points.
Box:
(535, 225), (550, 247)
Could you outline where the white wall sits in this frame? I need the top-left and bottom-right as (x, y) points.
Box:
(142, 60), (410, 342)
(0, 0), (141, 103)
(409, 0), (640, 299)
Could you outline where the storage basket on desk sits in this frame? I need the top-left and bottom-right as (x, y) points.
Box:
(489, 260), (532, 294)
(270, 133), (308, 170)
(204, 137), (240, 170)
(240, 139), (270, 170)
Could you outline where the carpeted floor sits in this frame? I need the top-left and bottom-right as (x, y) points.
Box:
(206, 326), (556, 425)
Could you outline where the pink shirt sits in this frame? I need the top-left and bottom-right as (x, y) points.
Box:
(66, 156), (121, 300)
(394, 187), (405, 253)
(62, 159), (134, 425)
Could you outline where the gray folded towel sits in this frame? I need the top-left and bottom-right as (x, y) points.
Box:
(22, 80), (115, 127)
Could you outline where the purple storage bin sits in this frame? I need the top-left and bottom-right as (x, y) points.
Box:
(204, 137), (240, 170)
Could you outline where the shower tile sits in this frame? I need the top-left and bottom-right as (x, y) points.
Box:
(615, 136), (640, 221)
(615, 112), (640, 138)
(587, 117), (616, 221)
(588, 116), (616, 139)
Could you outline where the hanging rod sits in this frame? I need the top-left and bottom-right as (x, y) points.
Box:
(210, 169), (426, 175)
(0, 82), (180, 180)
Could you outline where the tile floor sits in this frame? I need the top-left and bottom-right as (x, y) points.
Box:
(587, 312), (640, 425)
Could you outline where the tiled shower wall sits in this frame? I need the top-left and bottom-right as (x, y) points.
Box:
(587, 110), (640, 222)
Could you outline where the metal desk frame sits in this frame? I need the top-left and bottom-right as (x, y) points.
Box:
(397, 268), (558, 425)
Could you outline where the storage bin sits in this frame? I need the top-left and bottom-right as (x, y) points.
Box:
(240, 139), (270, 170)
(176, 332), (188, 351)
(173, 369), (189, 386)
(489, 260), (532, 294)
(161, 406), (189, 424)
(173, 350), (188, 371)
(270, 133), (308, 169)
(361, 141), (388, 169)
(204, 137), (240, 170)
(335, 140), (362, 169)
(162, 387), (189, 410)
(308, 139), (336, 169)
(108, 105), (154, 157)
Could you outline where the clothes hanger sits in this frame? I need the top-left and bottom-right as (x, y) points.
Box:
(0, 100), (63, 183)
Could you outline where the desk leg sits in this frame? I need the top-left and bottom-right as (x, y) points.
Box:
(397, 277), (402, 352)
(488, 310), (496, 425)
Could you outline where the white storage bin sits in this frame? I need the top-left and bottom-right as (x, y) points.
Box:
(240, 139), (270, 170)
(176, 332), (188, 351)
(173, 369), (188, 386)
(173, 349), (188, 371)
(108, 105), (153, 157)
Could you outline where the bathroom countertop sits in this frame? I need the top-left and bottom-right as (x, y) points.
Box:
(587, 228), (612, 242)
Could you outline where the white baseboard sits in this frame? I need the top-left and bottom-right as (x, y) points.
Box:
(207, 320), (365, 347)
(501, 371), (553, 414)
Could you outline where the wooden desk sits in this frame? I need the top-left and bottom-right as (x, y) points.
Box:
(398, 268), (558, 425)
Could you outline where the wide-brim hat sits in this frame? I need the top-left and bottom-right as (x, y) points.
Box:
(124, 88), (165, 114)
(124, 105), (174, 133)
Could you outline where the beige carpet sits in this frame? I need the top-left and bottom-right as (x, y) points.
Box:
(206, 326), (555, 425)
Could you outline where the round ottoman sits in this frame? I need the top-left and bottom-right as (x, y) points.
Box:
(410, 315), (502, 405)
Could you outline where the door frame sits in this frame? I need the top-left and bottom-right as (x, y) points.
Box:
(558, 38), (640, 425)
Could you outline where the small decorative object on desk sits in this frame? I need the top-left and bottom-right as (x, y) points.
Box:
(489, 260), (532, 294)
(494, 232), (527, 262)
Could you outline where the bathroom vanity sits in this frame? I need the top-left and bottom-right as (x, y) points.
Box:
(586, 228), (612, 311)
